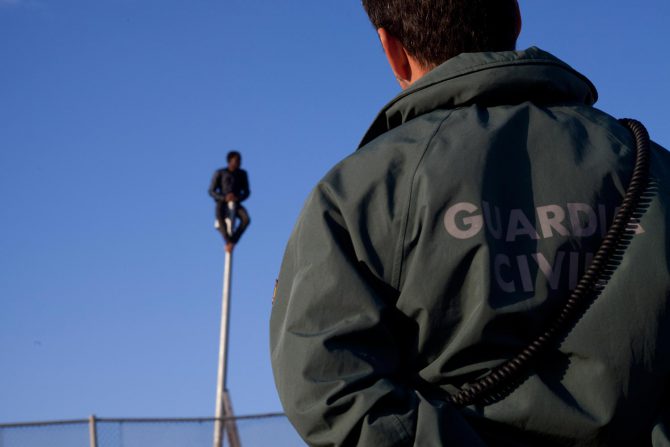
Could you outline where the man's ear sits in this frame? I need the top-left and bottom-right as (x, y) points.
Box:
(378, 28), (412, 89)
(513, 0), (522, 41)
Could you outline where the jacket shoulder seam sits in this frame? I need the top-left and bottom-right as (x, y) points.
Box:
(392, 110), (454, 289)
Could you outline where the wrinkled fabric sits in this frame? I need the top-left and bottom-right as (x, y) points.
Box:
(270, 47), (670, 446)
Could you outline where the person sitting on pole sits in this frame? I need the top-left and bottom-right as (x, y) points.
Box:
(208, 150), (251, 252)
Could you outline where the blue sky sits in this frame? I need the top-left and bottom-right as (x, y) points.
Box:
(1, 0), (669, 423)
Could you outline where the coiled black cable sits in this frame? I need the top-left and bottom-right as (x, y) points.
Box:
(447, 119), (651, 407)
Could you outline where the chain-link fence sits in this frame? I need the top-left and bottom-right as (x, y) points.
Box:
(0, 414), (305, 447)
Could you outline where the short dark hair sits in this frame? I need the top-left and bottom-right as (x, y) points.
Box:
(227, 150), (241, 162)
(361, 0), (519, 67)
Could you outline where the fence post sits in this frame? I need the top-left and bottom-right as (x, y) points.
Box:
(89, 415), (98, 447)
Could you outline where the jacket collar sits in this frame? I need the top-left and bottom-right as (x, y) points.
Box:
(359, 47), (598, 147)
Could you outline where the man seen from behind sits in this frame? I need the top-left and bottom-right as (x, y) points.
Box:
(271, 1), (670, 445)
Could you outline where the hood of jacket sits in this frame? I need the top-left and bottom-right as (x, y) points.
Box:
(359, 47), (598, 147)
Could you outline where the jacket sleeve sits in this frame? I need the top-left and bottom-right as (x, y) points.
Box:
(652, 392), (670, 447)
(208, 170), (224, 201)
(238, 171), (250, 202)
(270, 183), (486, 447)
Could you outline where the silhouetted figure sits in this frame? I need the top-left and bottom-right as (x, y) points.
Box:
(209, 151), (250, 252)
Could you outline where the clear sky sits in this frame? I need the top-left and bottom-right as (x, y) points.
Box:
(1, 0), (669, 423)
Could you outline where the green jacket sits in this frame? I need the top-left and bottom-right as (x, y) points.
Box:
(270, 47), (670, 446)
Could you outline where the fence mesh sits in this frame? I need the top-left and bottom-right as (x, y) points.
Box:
(0, 420), (89, 447)
(0, 415), (305, 447)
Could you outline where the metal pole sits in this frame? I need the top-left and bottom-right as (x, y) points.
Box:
(223, 390), (242, 447)
(214, 250), (241, 447)
(88, 415), (98, 447)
